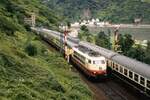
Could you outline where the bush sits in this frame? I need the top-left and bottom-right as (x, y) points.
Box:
(25, 44), (37, 56)
(0, 16), (19, 35)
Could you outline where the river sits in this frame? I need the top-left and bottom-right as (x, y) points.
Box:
(88, 27), (150, 40)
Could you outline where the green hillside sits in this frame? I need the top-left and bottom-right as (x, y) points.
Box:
(0, 32), (92, 100)
(43, 0), (150, 23)
(0, 0), (92, 99)
(0, 0), (61, 32)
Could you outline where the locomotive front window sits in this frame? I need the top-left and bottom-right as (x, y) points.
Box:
(93, 60), (105, 64)
(93, 61), (95, 64)
(101, 60), (105, 64)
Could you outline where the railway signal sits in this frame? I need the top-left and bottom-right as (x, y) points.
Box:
(63, 26), (72, 63)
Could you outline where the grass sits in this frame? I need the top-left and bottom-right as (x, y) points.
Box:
(0, 31), (92, 100)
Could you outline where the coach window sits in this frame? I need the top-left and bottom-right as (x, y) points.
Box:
(74, 52), (78, 58)
(140, 76), (145, 86)
(81, 56), (85, 61)
(74, 52), (78, 57)
(124, 68), (128, 76)
(129, 71), (133, 79)
(119, 66), (123, 73)
(88, 60), (91, 64)
(81, 56), (86, 64)
(134, 74), (139, 82)
(147, 80), (150, 88)
(74, 54), (77, 59)
(74, 51), (77, 55)
(112, 62), (115, 68)
(115, 64), (118, 71)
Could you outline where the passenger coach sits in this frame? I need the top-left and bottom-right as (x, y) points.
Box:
(107, 55), (150, 96)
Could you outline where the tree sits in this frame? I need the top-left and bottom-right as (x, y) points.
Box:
(67, 21), (71, 28)
(80, 25), (89, 33)
(127, 45), (145, 62)
(144, 54), (150, 65)
(0, 16), (19, 35)
(146, 41), (150, 53)
(78, 25), (90, 40)
(25, 44), (37, 56)
(118, 34), (134, 55)
(95, 31), (111, 49)
(144, 41), (150, 64)
(86, 35), (95, 43)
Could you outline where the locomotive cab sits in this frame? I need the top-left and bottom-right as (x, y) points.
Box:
(87, 57), (107, 77)
(72, 46), (107, 77)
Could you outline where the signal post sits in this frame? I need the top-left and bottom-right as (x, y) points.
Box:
(63, 28), (73, 63)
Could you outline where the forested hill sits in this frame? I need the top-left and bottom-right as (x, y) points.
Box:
(42, 0), (150, 23)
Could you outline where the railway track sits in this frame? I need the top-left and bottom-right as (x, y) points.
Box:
(97, 78), (141, 100)
(97, 81), (127, 100)
(78, 70), (139, 100)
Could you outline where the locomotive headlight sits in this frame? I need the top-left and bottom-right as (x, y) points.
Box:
(99, 67), (102, 70)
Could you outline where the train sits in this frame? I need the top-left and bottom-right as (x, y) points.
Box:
(32, 27), (150, 97)
(80, 41), (150, 97)
(31, 27), (107, 77)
